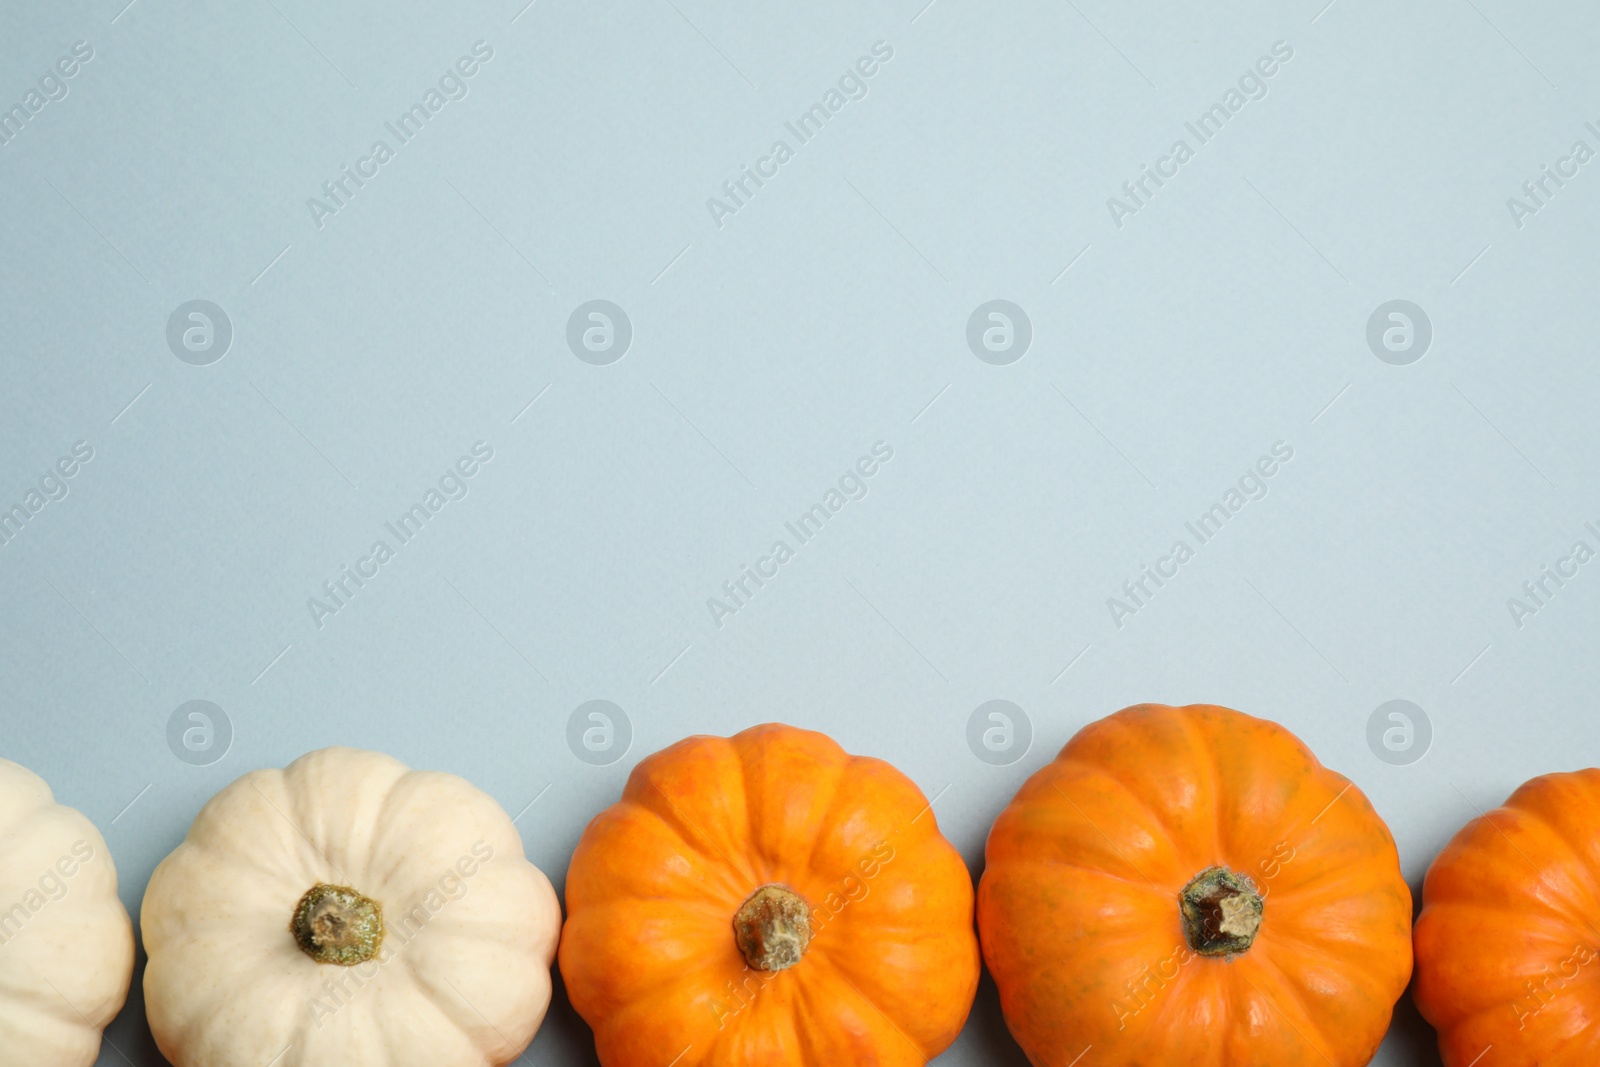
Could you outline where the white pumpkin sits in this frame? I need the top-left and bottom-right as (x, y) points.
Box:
(142, 747), (561, 1067)
(0, 757), (135, 1067)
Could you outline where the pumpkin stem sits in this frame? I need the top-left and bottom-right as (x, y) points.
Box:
(733, 885), (812, 972)
(1179, 866), (1263, 957)
(291, 884), (385, 966)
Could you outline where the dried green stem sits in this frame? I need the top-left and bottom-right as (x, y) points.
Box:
(1179, 866), (1263, 957)
(291, 884), (384, 966)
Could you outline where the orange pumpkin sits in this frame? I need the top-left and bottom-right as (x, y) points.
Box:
(558, 723), (979, 1066)
(977, 703), (1413, 1066)
(1415, 768), (1600, 1065)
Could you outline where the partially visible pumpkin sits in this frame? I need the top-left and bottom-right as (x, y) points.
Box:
(0, 756), (134, 1067)
(1415, 768), (1600, 1065)
(978, 703), (1412, 1066)
(559, 722), (980, 1066)
(141, 747), (561, 1067)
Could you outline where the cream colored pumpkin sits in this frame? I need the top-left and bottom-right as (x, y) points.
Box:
(0, 757), (135, 1067)
(142, 747), (561, 1067)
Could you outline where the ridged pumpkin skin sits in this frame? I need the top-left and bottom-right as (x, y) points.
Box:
(559, 723), (980, 1067)
(0, 758), (134, 1067)
(1415, 769), (1600, 1065)
(142, 747), (561, 1067)
(977, 703), (1413, 1067)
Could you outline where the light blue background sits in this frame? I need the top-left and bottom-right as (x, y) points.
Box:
(3, 0), (1598, 1063)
